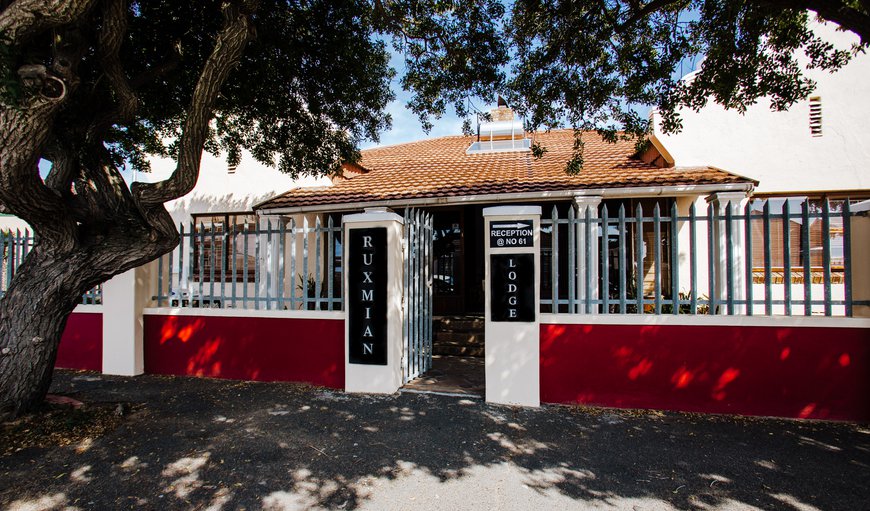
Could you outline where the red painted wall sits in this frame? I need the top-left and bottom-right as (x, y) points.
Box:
(541, 323), (870, 421)
(56, 312), (102, 371)
(144, 314), (345, 389)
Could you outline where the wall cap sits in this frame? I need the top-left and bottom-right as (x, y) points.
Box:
(541, 313), (870, 329)
(144, 307), (345, 320)
(72, 304), (104, 314)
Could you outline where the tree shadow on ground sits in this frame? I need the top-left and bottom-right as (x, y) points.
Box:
(1, 371), (868, 510)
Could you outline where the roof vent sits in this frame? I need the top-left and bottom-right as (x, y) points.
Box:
(809, 96), (822, 137)
(467, 99), (531, 154)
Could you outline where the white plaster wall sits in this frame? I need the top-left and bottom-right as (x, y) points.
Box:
(146, 150), (331, 226)
(654, 21), (870, 194)
(0, 214), (31, 232)
(145, 151), (331, 306)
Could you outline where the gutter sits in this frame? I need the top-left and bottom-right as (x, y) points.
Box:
(257, 182), (754, 216)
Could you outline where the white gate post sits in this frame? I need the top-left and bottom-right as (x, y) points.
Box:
(483, 205), (541, 407)
(343, 208), (405, 394)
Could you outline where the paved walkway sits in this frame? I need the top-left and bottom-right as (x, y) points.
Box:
(401, 355), (485, 396)
(1, 370), (868, 510)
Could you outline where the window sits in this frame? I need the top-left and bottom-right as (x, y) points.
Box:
(192, 213), (258, 282)
(539, 198), (675, 312)
(749, 197), (867, 283)
(602, 198), (674, 299)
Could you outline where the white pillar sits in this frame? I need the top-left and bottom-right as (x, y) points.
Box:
(574, 195), (602, 313)
(483, 205), (541, 407)
(261, 215), (282, 307)
(101, 262), (155, 375)
(706, 191), (750, 314)
(343, 208), (405, 394)
(851, 200), (870, 318)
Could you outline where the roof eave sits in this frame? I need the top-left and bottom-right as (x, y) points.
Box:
(256, 182), (755, 216)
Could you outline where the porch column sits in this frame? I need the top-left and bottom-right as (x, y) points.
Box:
(706, 191), (750, 314)
(342, 208), (405, 394)
(259, 214), (283, 308)
(102, 262), (156, 375)
(483, 205), (541, 407)
(851, 200), (870, 318)
(574, 195), (602, 313)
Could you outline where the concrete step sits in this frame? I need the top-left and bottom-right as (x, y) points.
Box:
(433, 343), (485, 357)
(431, 315), (486, 358)
(433, 332), (485, 345)
(433, 316), (485, 332)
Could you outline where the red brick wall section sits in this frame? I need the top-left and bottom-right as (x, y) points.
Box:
(56, 312), (102, 371)
(144, 315), (345, 389)
(540, 323), (870, 421)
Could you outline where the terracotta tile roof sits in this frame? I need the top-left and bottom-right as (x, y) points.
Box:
(256, 130), (754, 210)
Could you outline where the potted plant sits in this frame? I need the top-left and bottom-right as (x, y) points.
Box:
(297, 273), (322, 310)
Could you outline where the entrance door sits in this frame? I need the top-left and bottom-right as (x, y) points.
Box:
(432, 210), (465, 315)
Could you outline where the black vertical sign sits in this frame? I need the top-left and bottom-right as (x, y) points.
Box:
(490, 253), (535, 322)
(348, 228), (388, 365)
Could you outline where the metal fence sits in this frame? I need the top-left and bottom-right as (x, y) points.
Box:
(154, 216), (342, 310)
(541, 198), (866, 316)
(1, 229), (102, 304)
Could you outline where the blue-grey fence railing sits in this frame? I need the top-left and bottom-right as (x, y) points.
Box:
(153, 217), (343, 311)
(541, 198), (866, 317)
(1, 229), (102, 304)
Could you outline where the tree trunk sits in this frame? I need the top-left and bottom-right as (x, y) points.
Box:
(0, 0), (254, 419)
(0, 222), (176, 419)
(0, 245), (91, 417)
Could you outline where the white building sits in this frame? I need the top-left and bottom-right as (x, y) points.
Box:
(652, 20), (870, 198)
(0, 150), (330, 233)
(649, 20), (870, 315)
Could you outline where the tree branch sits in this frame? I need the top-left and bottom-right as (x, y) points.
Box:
(133, 2), (255, 207)
(0, 71), (81, 249)
(617, 0), (688, 32)
(74, 156), (133, 221)
(130, 49), (181, 90)
(759, 0), (870, 45)
(87, 0), (137, 141)
(0, 0), (98, 46)
(43, 145), (78, 193)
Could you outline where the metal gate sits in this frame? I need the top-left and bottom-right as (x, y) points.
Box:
(402, 208), (433, 383)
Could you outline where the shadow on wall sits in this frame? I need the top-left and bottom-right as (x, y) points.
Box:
(540, 323), (870, 421)
(145, 314), (345, 389)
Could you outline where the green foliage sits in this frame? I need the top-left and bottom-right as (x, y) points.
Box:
(508, 0), (863, 162)
(377, 0), (509, 130)
(2, 0), (866, 178)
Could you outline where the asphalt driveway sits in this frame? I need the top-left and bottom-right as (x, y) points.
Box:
(1, 370), (868, 510)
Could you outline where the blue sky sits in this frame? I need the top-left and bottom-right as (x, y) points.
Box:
(365, 53), (702, 150)
(365, 8), (703, 150)
(360, 50), (467, 150)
